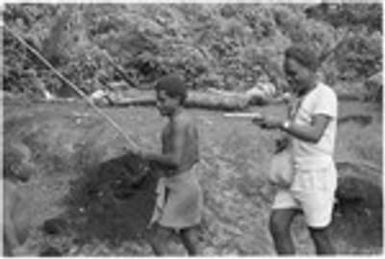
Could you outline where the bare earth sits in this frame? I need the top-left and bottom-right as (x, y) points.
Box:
(2, 98), (382, 255)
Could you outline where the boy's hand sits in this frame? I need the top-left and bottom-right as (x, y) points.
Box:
(131, 150), (153, 161)
(125, 148), (144, 158)
(140, 151), (157, 161)
(135, 150), (146, 159)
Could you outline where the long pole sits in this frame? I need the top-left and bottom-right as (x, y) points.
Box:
(4, 24), (139, 150)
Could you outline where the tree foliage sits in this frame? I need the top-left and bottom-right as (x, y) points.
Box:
(3, 3), (382, 101)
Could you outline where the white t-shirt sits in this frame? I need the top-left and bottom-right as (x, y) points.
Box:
(291, 82), (338, 168)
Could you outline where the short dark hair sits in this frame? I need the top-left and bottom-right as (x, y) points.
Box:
(155, 74), (187, 104)
(284, 44), (319, 72)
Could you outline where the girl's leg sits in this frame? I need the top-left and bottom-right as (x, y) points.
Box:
(148, 224), (173, 255)
(179, 226), (201, 255)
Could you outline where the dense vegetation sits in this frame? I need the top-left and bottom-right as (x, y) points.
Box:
(2, 3), (382, 99)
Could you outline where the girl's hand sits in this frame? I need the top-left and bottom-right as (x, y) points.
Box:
(253, 115), (283, 130)
(252, 114), (265, 126)
(260, 116), (283, 129)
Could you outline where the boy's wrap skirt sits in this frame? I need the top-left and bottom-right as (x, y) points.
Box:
(150, 164), (202, 229)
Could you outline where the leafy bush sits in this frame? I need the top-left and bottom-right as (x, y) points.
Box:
(3, 3), (382, 101)
(335, 29), (382, 81)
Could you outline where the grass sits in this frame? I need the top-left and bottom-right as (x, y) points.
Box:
(3, 98), (382, 255)
(336, 101), (382, 167)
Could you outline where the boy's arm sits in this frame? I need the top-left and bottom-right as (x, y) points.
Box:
(142, 120), (188, 174)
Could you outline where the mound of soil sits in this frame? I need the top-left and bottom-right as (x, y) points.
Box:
(65, 152), (159, 244)
(43, 218), (69, 236)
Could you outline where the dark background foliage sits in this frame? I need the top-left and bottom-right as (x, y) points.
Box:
(3, 3), (382, 102)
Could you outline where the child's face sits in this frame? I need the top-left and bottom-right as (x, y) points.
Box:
(284, 57), (314, 96)
(156, 90), (180, 117)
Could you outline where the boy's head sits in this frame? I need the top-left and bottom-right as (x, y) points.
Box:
(284, 44), (318, 96)
(155, 75), (187, 116)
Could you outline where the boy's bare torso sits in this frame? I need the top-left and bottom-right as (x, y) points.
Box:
(162, 112), (199, 174)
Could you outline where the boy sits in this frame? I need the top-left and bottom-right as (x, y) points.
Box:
(135, 75), (202, 255)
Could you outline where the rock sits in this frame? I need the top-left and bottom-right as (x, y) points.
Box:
(336, 160), (382, 209)
(336, 176), (382, 209)
(40, 246), (63, 257)
(42, 218), (68, 235)
(332, 160), (382, 248)
(3, 141), (35, 182)
(338, 115), (373, 127)
(90, 89), (108, 100)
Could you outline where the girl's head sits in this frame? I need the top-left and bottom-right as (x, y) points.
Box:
(284, 44), (319, 96)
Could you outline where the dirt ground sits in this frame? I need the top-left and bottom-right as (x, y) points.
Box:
(2, 97), (383, 255)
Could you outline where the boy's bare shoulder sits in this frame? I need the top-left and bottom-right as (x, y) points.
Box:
(175, 113), (196, 129)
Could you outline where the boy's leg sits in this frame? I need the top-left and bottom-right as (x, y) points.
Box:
(269, 208), (298, 255)
(179, 226), (201, 255)
(147, 224), (173, 255)
(308, 226), (335, 255)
